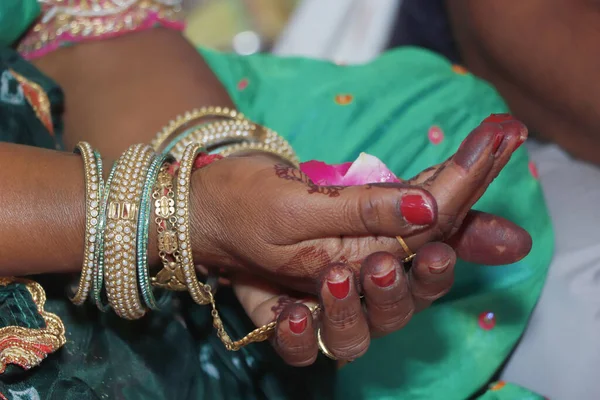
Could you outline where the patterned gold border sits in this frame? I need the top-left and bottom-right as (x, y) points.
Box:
(0, 278), (66, 373)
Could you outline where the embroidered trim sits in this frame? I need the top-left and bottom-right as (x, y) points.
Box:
(0, 278), (66, 373)
(17, 0), (186, 60)
(9, 70), (55, 138)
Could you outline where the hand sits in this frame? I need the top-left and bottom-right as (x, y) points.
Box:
(230, 115), (532, 365)
(190, 116), (531, 293)
(235, 244), (456, 365)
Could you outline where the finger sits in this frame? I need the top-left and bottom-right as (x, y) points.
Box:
(409, 242), (456, 312)
(360, 252), (414, 337)
(273, 180), (438, 241)
(465, 116), (528, 212)
(421, 120), (503, 215)
(445, 210), (532, 265)
(319, 264), (370, 360)
(275, 303), (318, 367)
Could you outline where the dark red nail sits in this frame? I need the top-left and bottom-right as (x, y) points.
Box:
(400, 195), (434, 225)
(429, 261), (450, 275)
(483, 113), (513, 124)
(371, 268), (396, 287)
(515, 136), (526, 150)
(289, 316), (308, 334)
(492, 132), (504, 154)
(327, 276), (350, 299)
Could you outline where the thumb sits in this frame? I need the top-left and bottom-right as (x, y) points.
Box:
(279, 182), (438, 240)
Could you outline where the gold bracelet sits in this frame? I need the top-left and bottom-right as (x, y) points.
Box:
(167, 119), (257, 159)
(71, 142), (103, 305)
(103, 144), (155, 319)
(151, 162), (187, 291)
(152, 106), (245, 152)
(175, 143), (212, 305)
(219, 140), (299, 167)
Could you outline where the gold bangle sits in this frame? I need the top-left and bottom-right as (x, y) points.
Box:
(396, 236), (416, 263)
(71, 142), (103, 305)
(151, 162), (187, 291)
(168, 119), (257, 159)
(103, 144), (155, 319)
(152, 106), (245, 152)
(175, 143), (212, 305)
(219, 140), (299, 167)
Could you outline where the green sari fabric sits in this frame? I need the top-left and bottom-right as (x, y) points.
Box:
(0, 7), (553, 398)
(0, 0), (39, 48)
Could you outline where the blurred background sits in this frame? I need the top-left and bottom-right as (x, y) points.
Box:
(184, 0), (401, 64)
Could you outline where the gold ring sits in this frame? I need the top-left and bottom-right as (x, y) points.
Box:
(396, 236), (416, 263)
(317, 328), (338, 360)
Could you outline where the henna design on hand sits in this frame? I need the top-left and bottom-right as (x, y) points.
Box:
(274, 164), (345, 197)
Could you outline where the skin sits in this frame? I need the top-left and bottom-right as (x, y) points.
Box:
(445, 0), (600, 164)
(0, 29), (531, 365)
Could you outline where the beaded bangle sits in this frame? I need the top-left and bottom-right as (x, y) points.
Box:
(176, 143), (211, 305)
(136, 153), (174, 310)
(162, 119), (255, 158)
(219, 140), (299, 167)
(104, 144), (155, 319)
(93, 158), (115, 312)
(71, 142), (103, 305)
(151, 107), (245, 152)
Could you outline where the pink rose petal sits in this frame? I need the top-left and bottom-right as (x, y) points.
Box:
(300, 153), (399, 186)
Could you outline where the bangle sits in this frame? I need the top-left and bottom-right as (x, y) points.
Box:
(162, 119), (256, 159)
(152, 106), (245, 152)
(17, 0), (186, 60)
(218, 140), (299, 167)
(151, 162), (187, 291)
(175, 143), (211, 305)
(136, 153), (174, 310)
(93, 157), (115, 312)
(71, 142), (103, 305)
(104, 144), (155, 319)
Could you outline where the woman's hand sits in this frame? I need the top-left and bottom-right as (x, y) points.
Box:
(190, 115), (531, 293)
(235, 244), (456, 365)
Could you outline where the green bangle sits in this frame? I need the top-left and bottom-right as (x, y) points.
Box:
(93, 155), (114, 312)
(136, 153), (174, 310)
(161, 123), (210, 156)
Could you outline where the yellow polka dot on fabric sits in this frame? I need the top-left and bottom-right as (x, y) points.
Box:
(490, 381), (507, 391)
(335, 94), (354, 105)
(452, 64), (469, 75)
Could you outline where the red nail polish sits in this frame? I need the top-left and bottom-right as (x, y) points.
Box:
(327, 277), (350, 299)
(515, 136), (526, 150)
(492, 132), (504, 154)
(400, 195), (434, 225)
(483, 113), (513, 124)
(289, 316), (307, 334)
(371, 268), (396, 287)
(429, 261), (450, 275)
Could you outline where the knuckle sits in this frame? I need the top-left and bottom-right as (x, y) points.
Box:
(355, 193), (385, 234)
(331, 335), (370, 360)
(372, 308), (414, 334)
(326, 306), (363, 330)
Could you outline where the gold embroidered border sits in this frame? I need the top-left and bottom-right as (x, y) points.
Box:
(0, 278), (66, 373)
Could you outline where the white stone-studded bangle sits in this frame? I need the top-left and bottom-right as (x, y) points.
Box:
(70, 141), (103, 305)
(103, 144), (155, 319)
(176, 143), (211, 305)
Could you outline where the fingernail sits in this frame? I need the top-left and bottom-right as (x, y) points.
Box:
(492, 132), (504, 154)
(400, 195), (435, 225)
(483, 113), (513, 124)
(515, 135), (527, 150)
(289, 316), (308, 334)
(327, 276), (351, 299)
(429, 260), (450, 274)
(371, 268), (397, 288)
